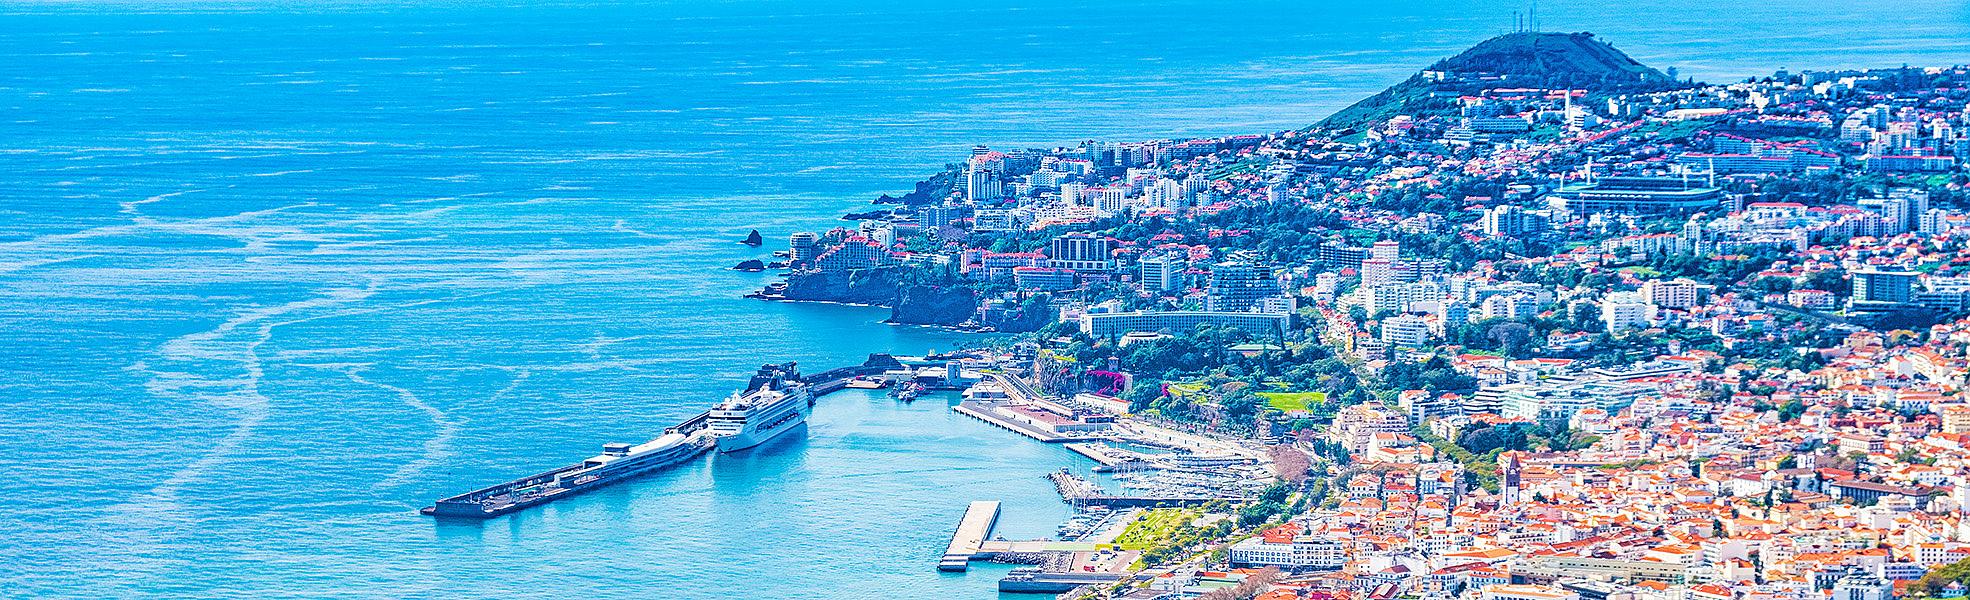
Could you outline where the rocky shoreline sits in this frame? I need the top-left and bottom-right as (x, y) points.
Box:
(739, 265), (1047, 332)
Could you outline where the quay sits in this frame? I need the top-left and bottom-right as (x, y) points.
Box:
(1048, 469), (1103, 502)
(424, 355), (907, 520)
(939, 500), (1001, 572)
(1062, 442), (1126, 466)
(1063, 441), (1164, 469)
(423, 463), (601, 518)
(977, 539), (1099, 553)
(1045, 465), (1241, 508)
(423, 423), (715, 519)
(1072, 495), (1236, 508)
(1064, 442), (1176, 472)
(951, 372), (1118, 444)
(424, 420), (732, 520)
(999, 569), (1122, 594)
(954, 400), (1070, 443)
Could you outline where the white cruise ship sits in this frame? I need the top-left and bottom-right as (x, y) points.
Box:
(707, 382), (811, 452)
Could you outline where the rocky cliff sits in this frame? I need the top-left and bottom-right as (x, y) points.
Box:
(781, 268), (903, 305)
(779, 269), (979, 326)
(875, 168), (957, 206)
(888, 285), (977, 326)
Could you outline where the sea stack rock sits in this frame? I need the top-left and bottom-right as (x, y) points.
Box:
(732, 259), (766, 272)
(741, 229), (764, 246)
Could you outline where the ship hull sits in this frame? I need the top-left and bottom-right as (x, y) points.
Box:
(714, 405), (808, 452)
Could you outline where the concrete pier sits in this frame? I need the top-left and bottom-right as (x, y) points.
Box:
(953, 401), (1069, 443)
(1062, 442), (1126, 466)
(939, 500), (1001, 572)
(999, 570), (1123, 593)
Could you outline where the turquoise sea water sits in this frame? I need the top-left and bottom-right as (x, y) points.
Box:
(2, 1), (1968, 597)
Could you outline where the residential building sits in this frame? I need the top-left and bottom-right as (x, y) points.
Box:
(1382, 314), (1433, 348)
(1138, 254), (1187, 292)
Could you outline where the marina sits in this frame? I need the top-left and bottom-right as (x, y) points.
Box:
(1054, 507), (1135, 543)
(938, 497), (1141, 592)
(930, 370), (1272, 590)
(1061, 442), (1130, 466)
(423, 352), (1259, 596)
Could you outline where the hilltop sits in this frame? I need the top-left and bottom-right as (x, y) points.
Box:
(1317, 32), (1685, 131)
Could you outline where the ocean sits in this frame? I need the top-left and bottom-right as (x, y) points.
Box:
(1, 0), (1965, 597)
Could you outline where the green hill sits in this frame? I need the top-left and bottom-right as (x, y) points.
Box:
(1317, 32), (1683, 131)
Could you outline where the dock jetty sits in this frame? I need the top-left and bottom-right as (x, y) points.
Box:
(422, 354), (913, 520)
(952, 373), (1117, 444)
(422, 423), (715, 519)
(1061, 442), (1126, 466)
(1048, 469), (1103, 502)
(998, 569), (1122, 593)
(952, 401), (1070, 442)
(938, 500), (1001, 572)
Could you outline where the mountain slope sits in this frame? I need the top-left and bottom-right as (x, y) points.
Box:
(1317, 32), (1682, 131)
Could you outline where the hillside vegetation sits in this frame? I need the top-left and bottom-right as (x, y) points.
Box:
(1318, 32), (1685, 131)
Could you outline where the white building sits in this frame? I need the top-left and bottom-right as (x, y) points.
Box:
(1332, 404), (1409, 453)
(1371, 240), (1400, 261)
(1601, 292), (1654, 331)
(972, 208), (1024, 232)
(1366, 281), (1445, 314)
(1227, 535), (1348, 569)
(1480, 584), (1579, 600)
(1830, 570), (1894, 600)
(1227, 536), (1293, 567)
(964, 153), (1004, 200)
(1382, 314), (1433, 348)
(1313, 272), (1339, 304)
(1361, 258), (1397, 287)
(1639, 278), (1706, 309)
(1137, 254), (1187, 292)
(1480, 293), (1540, 321)
(1480, 204), (1550, 237)
(1079, 310), (1290, 338)
(1058, 182), (1087, 206)
(1142, 178), (1187, 210)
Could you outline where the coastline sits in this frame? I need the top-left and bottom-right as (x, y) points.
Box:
(26, 3), (1970, 596)
(743, 294), (992, 332)
(745, 295), (886, 309)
